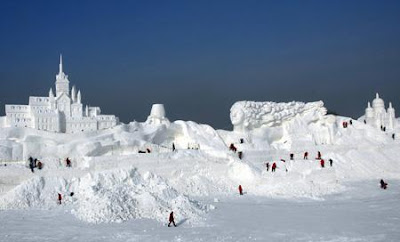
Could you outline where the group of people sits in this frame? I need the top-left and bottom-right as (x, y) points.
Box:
(342, 120), (352, 128)
(28, 156), (43, 172)
(265, 151), (334, 173)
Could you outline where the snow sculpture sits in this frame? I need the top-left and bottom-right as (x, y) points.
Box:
(363, 93), (396, 130)
(146, 104), (170, 125)
(3, 55), (119, 133)
(230, 100), (337, 145)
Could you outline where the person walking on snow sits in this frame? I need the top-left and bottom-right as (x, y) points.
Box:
(58, 193), (62, 205)
(168, 211), (177, 227)
(272, 162), (277, 172)
(380, 179), (388, 189)
(290, 153), (294, 160)
(238, 185), (243, 195)
(320, 159), (325, 168)
(329, 159), (333, 167)
(266, 162), (270, 171)
(317, 151), (322, 160)
(172, 143), (176, 152)
(28, 157), (35, 173)
(304, 152), (308, 160)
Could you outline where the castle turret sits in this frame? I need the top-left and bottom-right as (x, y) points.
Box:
(71, 86), (77, 103)
(55, 54), (70, 97)
(365, 102), (374, 125)
(77, 90), (81, 104)
(387, 102), (396, 129)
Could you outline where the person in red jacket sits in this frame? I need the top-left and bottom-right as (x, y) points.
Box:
(168, 211), (177, 227)
(58, 193), (62, 205)
(320, 159), (325, 168)
(238, 185), (243, 195)
(272, 162), (277, 172)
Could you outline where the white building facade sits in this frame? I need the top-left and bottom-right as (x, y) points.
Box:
(364, 93), (396, 130)
(4, 55), (119, 133)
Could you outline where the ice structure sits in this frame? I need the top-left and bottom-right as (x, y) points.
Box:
(2, 55), (119, 133)
(362, 93), (396, 130)
(146, 104), (170, 125)
(230, 100), (337, 145)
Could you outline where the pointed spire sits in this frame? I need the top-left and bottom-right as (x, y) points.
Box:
(59, 54), (63, 74)
(389, 102), (393, 108)
(71, 86), (76, 102)
(368, 102), (371, 108)
(49, 88), (54, 97)
(77, 90), (81, 104)
(376, 93), (379, 99)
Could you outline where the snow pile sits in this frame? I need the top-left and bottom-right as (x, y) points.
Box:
(73, 168), (208, 223)
(0, 168), (209, 224)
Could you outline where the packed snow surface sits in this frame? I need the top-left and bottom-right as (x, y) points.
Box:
(0, 99), (400, 241)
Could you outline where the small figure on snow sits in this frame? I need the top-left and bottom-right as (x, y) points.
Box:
(58, 193), (62, 205)
(290, 153), (294, 160)
(37, 161), (43, 170)
(168, 211), (177, 227)
(380, 179), (388, 190)
(329, 159), (333, 167)
(320, 159), (325, 168)
(229, 143), (237, 153)
(238, 185), (243, 195)
(349, 120), (353, 125)
(317, 151), (322, 160)
(304, 152), (308, 160)
(238, 151), (243, 160)
(66, 158), (71, 168)
(272, 162), (277, 172)
(392, 134), (395, 140)
(28, 156), (35, 173)
(172, 143), (176, 152)
(266, 162), (270, 171)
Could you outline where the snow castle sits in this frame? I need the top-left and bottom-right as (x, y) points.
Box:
(3, 55), (119, 133)
(363, 93), (396, 130)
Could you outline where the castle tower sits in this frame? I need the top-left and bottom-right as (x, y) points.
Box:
(365, 102), (374, 125)
(372, 93), (385, 128)
(55, 54), (70, 97)
(387, 102), (396, 129)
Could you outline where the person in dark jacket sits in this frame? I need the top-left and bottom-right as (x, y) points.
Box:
(329, 159), (333, 167)
(58, 193), (62, 204)
(172, 143), (176, 152)
(317, 151), (322, 160)
(380, 179), (388, 189)
(238, 185), (243, 195)
(290, 153), (294, 160)
(66, 158), (71, 168)
(266, 162), (270, 171)
(168, 211), (177, 227)
(28, 157), (34, 173)
(304, 152), (308, 160)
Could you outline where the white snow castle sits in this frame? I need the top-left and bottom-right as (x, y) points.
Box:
(363, 93), (396, 130)
(3, 55), (119, 133)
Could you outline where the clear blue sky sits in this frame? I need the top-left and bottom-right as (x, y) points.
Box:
(1, 1), (400, 129)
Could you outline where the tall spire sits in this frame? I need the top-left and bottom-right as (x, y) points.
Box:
(59, 54), (63, 74)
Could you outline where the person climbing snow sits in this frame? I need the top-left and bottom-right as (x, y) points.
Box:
(320, 159), (325, 168)
(168, 211), (177, 227)
(304, 152), (308, 160)
(238, 185), (243, 195)
(272, 162), (277, 172)
(380, 179), (388, 190)
(66, 158), (71, 168)
(329, 159), (333, 167)
(392, 133), (395, 140)
(317, 151), (322, 160)
(28, 157), (35, 173)
(266, 162), (270, 171)
(58, 193), (62, 205)
(290, 153), (294, 160)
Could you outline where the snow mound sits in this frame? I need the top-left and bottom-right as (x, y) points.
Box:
(0, 168), (209, 224)
(73, 168), (208, 223)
